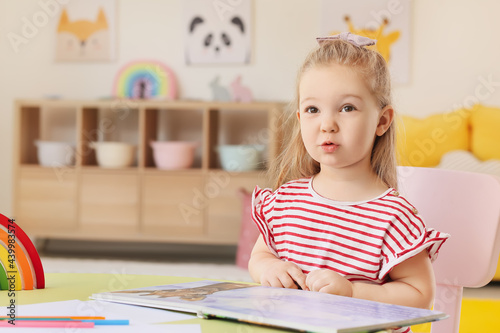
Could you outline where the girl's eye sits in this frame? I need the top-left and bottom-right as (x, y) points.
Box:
(305, 107), (319, 114)
(341, 105), (356, 112)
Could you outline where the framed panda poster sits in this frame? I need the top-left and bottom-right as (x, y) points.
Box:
(183, 0), (252, 65)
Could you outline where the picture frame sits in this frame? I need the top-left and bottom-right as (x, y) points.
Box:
(183, 0), (252, 65)
(55, 0), (116, 62)
(320, 0), (411, 83)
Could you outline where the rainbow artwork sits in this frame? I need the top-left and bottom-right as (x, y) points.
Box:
(113, 60), (178, 100)
(0, 214), (45, 290)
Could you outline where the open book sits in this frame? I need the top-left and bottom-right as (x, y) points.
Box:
(91, 280), (447, 333)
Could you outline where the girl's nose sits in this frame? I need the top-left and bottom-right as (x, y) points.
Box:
(320, 115), (338, 133)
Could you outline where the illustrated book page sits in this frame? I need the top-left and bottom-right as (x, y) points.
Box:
(91, 280), (447, 333)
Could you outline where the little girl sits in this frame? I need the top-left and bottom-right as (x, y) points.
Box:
(248, 33), (449, 333)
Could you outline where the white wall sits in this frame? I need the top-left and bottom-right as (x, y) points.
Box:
(1, 0), (500, 215)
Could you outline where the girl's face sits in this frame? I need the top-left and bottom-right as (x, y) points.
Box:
(297, 63), (392, 174)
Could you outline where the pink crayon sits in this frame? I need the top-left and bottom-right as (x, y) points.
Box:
(0, 320), (94, 328)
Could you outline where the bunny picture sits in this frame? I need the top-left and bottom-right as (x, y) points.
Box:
(230, 76), (253, 102)
(209, 76), (231, 101)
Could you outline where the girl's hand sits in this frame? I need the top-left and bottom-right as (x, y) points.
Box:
(259, 260), (307, 290)
(249, 236), (307, 290)
(305, 269), (353, 297)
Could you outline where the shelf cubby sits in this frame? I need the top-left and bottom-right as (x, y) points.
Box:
(17, 103), (78, 166)
(142, 107), (204, 170)
(79, 106), (140, 168)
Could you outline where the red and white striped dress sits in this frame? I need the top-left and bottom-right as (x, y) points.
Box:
(252, 177), (449, 333)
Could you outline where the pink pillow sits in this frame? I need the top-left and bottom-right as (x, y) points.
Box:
(235, 188), (260, 269)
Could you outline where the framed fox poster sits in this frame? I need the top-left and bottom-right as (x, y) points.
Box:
(55, 0), (116, 61)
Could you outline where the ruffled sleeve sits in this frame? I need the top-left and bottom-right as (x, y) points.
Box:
(379, 206), (450, 279)
(251, 186), (279, 256)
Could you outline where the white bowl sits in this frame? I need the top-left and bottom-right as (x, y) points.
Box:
(89, 142), (136, 168)
(217, 144), (265, 171)
(35, 141), (75, 167)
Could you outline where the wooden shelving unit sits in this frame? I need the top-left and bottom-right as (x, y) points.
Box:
(12, 99), (284, 245)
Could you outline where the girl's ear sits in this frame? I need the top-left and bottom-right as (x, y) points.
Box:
(376, 105), (394, 136)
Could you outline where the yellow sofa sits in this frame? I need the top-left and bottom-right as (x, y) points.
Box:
(397, 104), (500, 281)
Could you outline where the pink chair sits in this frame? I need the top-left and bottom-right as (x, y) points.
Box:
(397, 166), (500, 333)
(236, 188), (260, 269)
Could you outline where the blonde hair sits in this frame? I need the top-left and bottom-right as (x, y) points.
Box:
(270, 39), (398, 190)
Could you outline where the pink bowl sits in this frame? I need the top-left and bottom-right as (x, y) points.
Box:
(150, 141), (198, 169)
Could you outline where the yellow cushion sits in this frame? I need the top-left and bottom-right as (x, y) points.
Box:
(470, 104), (500, 161)
(397, 109), (470, 167)
(494, 257), (500, 280)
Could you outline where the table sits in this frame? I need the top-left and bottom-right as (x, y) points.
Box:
(1, 273), (398, 333)
(1, 273), (283, 333)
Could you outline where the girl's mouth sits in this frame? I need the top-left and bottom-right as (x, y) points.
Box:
(321, 141), (339, 153)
